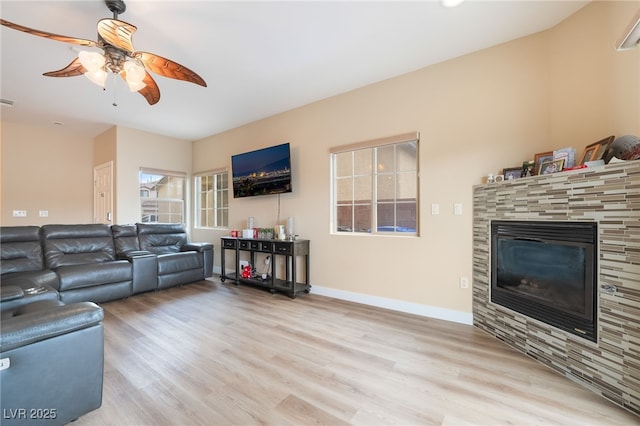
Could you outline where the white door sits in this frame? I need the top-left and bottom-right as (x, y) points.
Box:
(94, 161), (114, 224)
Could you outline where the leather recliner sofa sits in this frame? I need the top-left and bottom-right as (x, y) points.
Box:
(0, 226), (60, 309)
(0, 223), (214, 305)
(112, 223), (213, 290)
(1, 283), (104, 425)
(42, 224), (135, 304)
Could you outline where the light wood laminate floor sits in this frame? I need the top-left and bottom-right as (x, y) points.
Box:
(76, 278), (638, 425)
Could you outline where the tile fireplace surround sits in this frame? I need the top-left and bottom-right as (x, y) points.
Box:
(473, 160), (639, 416)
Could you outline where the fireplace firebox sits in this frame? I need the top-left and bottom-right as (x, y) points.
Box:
(491, 221), (597, 341)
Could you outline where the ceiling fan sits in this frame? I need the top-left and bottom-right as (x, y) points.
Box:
(0, 0), (206, 105)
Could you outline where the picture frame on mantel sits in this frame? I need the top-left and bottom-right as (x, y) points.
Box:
(578, 135), (615, 164)
(533, 151), (554, 175)
(540, 158), (565, 174)
(503, 167), (523, 180)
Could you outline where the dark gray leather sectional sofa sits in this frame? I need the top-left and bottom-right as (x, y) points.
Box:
(0, 222), (214, 303)
(0, 223), (213, 424)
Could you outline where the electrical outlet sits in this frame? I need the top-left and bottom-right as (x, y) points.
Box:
(459, 277), (469, 289)
(12, 210), (27, 217)
(39, 210), (49, 217)
(431, 203), (440, 215)
(454, 203), (463, 215)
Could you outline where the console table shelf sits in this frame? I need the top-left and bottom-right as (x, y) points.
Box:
(220, 237), (311, 298)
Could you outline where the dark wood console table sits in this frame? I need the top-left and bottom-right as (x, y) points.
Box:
(220, 237), (311, 298)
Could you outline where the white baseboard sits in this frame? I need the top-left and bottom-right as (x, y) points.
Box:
(311, 285), (473, 325)
(212, 268), (473, 326)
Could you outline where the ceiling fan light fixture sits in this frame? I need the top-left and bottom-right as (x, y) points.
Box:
(126, 79), (146, 92)
(78, 51), (105, 72)
(84, 69), (108, 88)
(123, 60), (145, 82)
(123, 60), (146, 92)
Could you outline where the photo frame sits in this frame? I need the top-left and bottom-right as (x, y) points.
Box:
(578, 135), (615, 164)
(539, 158), (565, 174)
(503, 167), (523, 180)
(521, 160), (535, 177)
(533, 151), (554, 175)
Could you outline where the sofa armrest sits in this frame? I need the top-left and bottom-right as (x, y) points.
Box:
(117, 251), (158, 294)
(0, 285), (24, 303)
(1, 270), (60, 290)
(0, 301), (103, 353)
(182, 243), (214, 278)
(116, 250), (154, 260)
(182, 242), (213, 253)
(1, 276), (59, 311)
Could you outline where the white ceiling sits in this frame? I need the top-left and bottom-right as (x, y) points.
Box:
(0, 0), (589, 140)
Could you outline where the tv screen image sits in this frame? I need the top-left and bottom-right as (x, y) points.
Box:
(231, 143), (292, 198)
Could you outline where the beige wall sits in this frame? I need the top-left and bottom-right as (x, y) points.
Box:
(192, 1), (639, 317)
(1, 1), (637, 318)
(112, 126), (192, 225)
(0, 123), (192, 226)
(1, 121), (94, 225)
(548, 1), (640, 146)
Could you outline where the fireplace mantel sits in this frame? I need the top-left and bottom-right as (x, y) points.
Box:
(472, 161), (640, 416)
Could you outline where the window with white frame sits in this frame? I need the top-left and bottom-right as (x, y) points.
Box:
(194, 170), (229, 228)
(139, 168), (186, 224)
(331, 132), (419, 235)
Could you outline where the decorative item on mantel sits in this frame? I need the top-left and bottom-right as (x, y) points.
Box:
(578, 135), (614, 165)
(503, 167), (523, 180)
(484, 134), (640, 185)
(533, 151), (554, 175)
(521, 160), (535, 177)
(604, 134), (640, 163)
(553, 147), (577, 169)
(539, 158), (565, 174)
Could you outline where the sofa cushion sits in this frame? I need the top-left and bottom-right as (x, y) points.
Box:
(157, 252), (203, 275)
(42, 224), (116, 269)
(111, 224), (140, 255)
(56, 261), (133, 291)
(137, 223), (187, 254)
(0, 300), (103, 353)
(0, 226), (44, 274)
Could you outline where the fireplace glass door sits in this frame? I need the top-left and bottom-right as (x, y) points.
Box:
(491, 221), (597, 341)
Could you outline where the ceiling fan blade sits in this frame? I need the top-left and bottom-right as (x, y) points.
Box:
(97, 18), (136, 53)
(138, 72), (161, 105)
(1, 19), (97, 47)
(137, 52), (207, 87)
(121, 70), (160, 105)
(43, 57), (87, 77)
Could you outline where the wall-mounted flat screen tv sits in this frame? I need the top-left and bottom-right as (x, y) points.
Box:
(231, 143), (292, 198)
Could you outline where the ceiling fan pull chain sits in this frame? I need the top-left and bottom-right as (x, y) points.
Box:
(112, 73), (118, 107)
